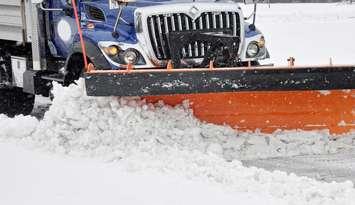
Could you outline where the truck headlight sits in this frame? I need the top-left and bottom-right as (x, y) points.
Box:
(123, 50), (138, 64)
(246, 42), (260, 58)
(103, 45), (120, 56)
(100, 45), (145, 65)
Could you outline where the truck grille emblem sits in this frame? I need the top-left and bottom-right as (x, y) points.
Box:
(189, 6), (200, 20)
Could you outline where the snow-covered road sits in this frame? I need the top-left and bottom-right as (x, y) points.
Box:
(244, 151), (355, 184)
(1, 144), (275, 205)
(1, 3), (355, 205)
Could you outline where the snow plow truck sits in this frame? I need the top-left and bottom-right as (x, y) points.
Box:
(0, 0), (354, 134)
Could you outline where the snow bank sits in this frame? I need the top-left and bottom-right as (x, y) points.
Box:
(7, 81), (350, 161)
(1, 81), (354, 161)
(0, 115), (38, 140)
(1, 81), (355, 204)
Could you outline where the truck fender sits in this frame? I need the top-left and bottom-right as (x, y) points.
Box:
(65, 40), (111, 75)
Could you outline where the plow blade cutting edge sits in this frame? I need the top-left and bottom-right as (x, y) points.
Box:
(84, 65), (355, 96)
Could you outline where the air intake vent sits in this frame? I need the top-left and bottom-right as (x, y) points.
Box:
(86, 6), (105, 22)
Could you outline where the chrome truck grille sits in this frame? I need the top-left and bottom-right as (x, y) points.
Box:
(147, 12), (241, 60)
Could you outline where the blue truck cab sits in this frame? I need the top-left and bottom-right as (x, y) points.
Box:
(50, 0), (269, 72)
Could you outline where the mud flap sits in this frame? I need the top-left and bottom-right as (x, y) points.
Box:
(84, 66), (355, 96)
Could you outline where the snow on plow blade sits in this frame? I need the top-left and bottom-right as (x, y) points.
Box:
(84, 65), (355, 96)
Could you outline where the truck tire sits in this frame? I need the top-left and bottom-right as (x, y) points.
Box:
(0, 88), (35, 117)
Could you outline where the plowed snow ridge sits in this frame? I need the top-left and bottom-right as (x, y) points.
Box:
(1, 81), (354, 161)
(1, 81), (355, 204)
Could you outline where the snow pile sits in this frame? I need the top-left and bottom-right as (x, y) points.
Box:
(0, 115), (38, 140)
(11, 81), (351, 161)
(1, 81), (355, 204)
(1, 81), (354, 161)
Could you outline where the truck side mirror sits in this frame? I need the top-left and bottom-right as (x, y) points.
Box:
(243, 0), (258, 31)
(110, 0), (136, 37)
(109, 0), (136, 9)
(243, 0), (258, 4)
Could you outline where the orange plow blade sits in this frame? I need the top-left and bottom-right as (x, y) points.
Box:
(146, 90), (355, 135)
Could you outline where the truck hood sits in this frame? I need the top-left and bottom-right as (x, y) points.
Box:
(82, 0), (240, 43)
(85, 0), (239, 25)
(123, 0), (223, 7)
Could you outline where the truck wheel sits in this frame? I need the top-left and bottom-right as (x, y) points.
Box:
(64, 53), (85, 86)
(0, 88), (35, 117)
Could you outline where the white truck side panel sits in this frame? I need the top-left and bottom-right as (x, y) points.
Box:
(0, 0), (32, 42)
